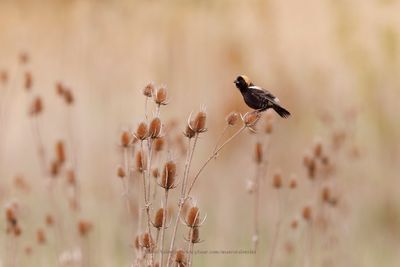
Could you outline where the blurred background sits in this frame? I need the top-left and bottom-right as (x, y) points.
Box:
(0, 0), (399, 266)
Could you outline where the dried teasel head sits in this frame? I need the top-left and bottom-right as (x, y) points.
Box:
(140, 232), (154, 249)
(66, 169), (76, 186)
(117, 166), (126, 178)
(254, 142), (263, 164)
(226, 111), (239, 126)
(302, 206), (312, 222)
(24, 72), (32, 90)
(135, 122), (148, 140)
(272, 171), (282, 189)
(289, 176), (297, 189)
(30, 96), (43, 116)
(191, 110), (207, 133)
(160, 160), (177, 190)
(63, 89), (74, 105)
(188, 227), (201, 243)
(313, 140), (323, 158)
(149, 117), (162, 139)
(45, 214), (54, 226)
(78, 220), (93, 237)
(121, 131), (132, 147)
(175, 249), (187, 264)
(0, 70), (8, 85)
(154, 137), (165, 152)
(241, 112), (261, 129)
(143, 82), (155, 97)
(154, 86), (168, 105)
(56, 140), (65, 165)
(153, 208), (164, 229)
(50, 160), (61, 177)
(135, 151), (147, 173)
(55, 82), (65, 95)
(133, 235), (140, 250)
(184, 124), (196, 139)
(186, 206), (200, 227)
(36, 229), (46, 244)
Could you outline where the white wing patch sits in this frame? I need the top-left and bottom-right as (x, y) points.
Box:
(274, 97), (280, 102)
(248, 86), (264, 91)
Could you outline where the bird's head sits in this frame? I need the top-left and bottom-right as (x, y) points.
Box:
(234, 75), (252, 91)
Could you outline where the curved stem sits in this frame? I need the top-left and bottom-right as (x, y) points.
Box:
(186, 126), (245, 197)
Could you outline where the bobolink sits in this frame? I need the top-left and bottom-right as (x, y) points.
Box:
(234, 75), (291, 118)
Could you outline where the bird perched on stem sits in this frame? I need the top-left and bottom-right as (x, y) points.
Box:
(234, 75), (291, 118)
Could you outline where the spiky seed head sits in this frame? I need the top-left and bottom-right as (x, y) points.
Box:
(313, 140), (323, 158)
(154, 137), (165, 152)
(242, 112), (261, 127)
(321, 187), (331, 203)
(154, 208), (164, 229)
(0, 70), (8, 84)
(24, 72), (32, 90)
(78, 220), (93, 237)
(161, 161), (176, 189)
(117, 166), (126, 178)
(184, 124), (196, 139)
(175, 249), (186, 263)
(136, 122), (148, 140)
(307, 160), (316, 180)
(45, 214), (54, 226)
(135, 151), (147, 173)
(302, 206), (312, 222)
(50, 160), (60, 177)
(134, 235), (140, 250)
(30, 96), (43, 116)
(187, 207), (200, 227)
(289, 177), (297, 189)
(19, 52), (29, 64)
(64, 89), (74, 105)
(143, 82), (154, 97)
(56, 82), (64, 95)
(154, 86), (168, 105)
(226, 112), (239, 126)
(13, 225), (22, 236)
(254, 142), (263, 164)
(36, 229), (46, 244)
(189, 227), (201, 243)
(149, 117), (162, 139)
(55, 141), (65, 164)
(191, 111), (207, 133)
(121, 131), (131, 147)
(141, 232), (153, 248)
(272, 172), (282, 189)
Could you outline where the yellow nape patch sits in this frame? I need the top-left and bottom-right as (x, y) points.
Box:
(240, 75), (251, 85)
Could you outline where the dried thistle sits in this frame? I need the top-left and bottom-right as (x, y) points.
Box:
(0, 70), (8, 85)
(140, 232), (154, 249)
(154, 86), (168, 105)
(135, 122), (148, 140)
(149, 117), (162, 139)
(272, 171), (282, 189)
(143, 82), (155, 97)
(302, 206), (312, 222)
(45, 214), (54, 226)
(56, 140), (65, 164)
(117, 166), (126, 178)
(188, 227), (201, 243)
(175, 249), (187, 265)
(37, 229), (46, 244)
(153, 208), (164, 229)
(135, 151), (147, 173)
(121, 131), (132, 147)
(24, 72), (32, 90)
(186, 207), (200, 227)
(191, 111), (207, 133)
(160, 160), (177, 190)
(29, 96), (43, 116)
(64, 89), (74, 105)
(241, 111), (261, 129)
(152, 168), (160, 178)
(184, 124), (196, 139)
(78, 220), (93, 237)
(254, 142), (263, 164)
(226, 112), (239, 126)
(154, 137), (165, 152)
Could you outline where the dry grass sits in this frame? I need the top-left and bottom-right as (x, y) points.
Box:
(1, 0), (400, 266)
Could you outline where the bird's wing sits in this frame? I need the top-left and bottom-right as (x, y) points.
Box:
(248, 86), (279, 103)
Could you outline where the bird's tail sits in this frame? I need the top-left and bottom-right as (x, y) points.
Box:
(272, 103), (291, 118)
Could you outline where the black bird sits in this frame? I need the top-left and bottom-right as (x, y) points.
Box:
(234, 75), (291, 118)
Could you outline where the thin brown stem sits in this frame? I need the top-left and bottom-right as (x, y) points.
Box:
(159, 190), (169, 266)
(186, 125), (246, 197)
